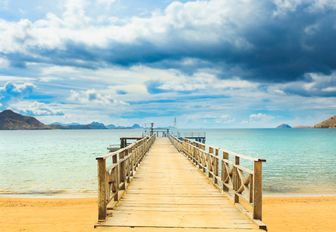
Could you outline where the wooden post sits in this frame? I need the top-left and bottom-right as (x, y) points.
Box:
(119, 151), (126, 190)
(234, 156), (240, 203)
(222, 151), (229, 191)
(214, 148), (219, 184)
(249, 173), (253, 203)
(202, 151), (206, 173)
(125, 149), (131, 183)
(130, 147), (134, 177)
(112, 154), (119, 201)
(192, 143), (196, 164)
(208, 147), (214, 178)
(97, 158), (107, 221)
(253, 160), (262, 220)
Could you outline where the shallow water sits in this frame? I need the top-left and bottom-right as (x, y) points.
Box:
(0, 128), (335, 196)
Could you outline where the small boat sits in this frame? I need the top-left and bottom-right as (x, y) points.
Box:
(107, 144), (120, 152)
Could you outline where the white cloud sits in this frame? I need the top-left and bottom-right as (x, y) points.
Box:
(0, 0), (261, 54)
(269, 72), (336, 97)
(68, 88), (129, 106)
(249, 113), (273, 121)
(0, 82), (35, 100)
(273, 0), (336, 15)
(9, 101), (64, 116)
(309, 0), (336, 11)
(158, 72), (257, 92)
(273, 0), (304, 15)
(0, 57), (9, 68)
(97, 0), (117, 8)
(63, 0), (90, 26)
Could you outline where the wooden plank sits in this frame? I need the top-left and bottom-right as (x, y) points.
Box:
(95, 138), (263, 231)
(95, 227), (263, 232)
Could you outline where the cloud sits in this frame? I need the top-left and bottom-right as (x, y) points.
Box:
(9, 101), (63, 116)
(0, 82), (35, 103)
(97, 0), (117, 8)
(145, 70), (257, 94)
(0, 0), (335, 83)
(0, 81), (63, 116)
(249, 113), (273, 121)
(68, 88), (129, 106)
(116, 89), (127, 95)
(0, 0), (335, 127)
(270, 72), (336, 97)
(0, 57), (9, 68)
(8, 101), (63, 116)
(273, 0), (336, 15)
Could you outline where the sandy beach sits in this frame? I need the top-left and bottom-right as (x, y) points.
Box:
(0, 196), (335, 232)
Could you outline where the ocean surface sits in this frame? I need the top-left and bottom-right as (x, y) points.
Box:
(0, 129), (335, 197)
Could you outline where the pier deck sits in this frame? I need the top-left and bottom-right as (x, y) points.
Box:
(95, 138), (263, 231)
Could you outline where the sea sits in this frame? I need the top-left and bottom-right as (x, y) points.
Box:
(0, 129), (335, 197)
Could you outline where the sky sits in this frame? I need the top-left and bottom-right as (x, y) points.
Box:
(0, 0), (335, 128)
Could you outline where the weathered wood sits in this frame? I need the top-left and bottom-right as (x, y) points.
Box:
(234, 156), (240, 204)
(96, 135), (155, 222)
(95, 138), (264, 231)
(253, 161), (262, 220)
(214, 148), (219, 184)
(169, 135), (266, 230)
(97, 158), (107, 221)
(208, 147), (214, 178)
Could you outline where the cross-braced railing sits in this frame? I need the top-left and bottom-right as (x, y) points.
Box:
(96, 135), (156, 221)
(169, 135), (266, 229)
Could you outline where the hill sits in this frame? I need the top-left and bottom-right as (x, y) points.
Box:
(314, 116), (336, 128)
(50, 122), (107, 129)
(0, 110), (51, 130)
(51, 122), (142, 129)
(276, 124), (292, 128)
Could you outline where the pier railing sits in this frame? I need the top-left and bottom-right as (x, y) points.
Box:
(96, 134), (156, 221)
(169, 135), (266, 228)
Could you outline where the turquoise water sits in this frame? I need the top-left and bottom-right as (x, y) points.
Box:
(0, 129), (144, 197)
(0, 129), (335, 196)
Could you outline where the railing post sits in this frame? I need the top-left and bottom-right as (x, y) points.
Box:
(130, 147), (134, 177)
(112, 154), (119, 201)
(234, 156), (240, 204)
(208, 147), (214, 178)
(97, 158), (107, 221)
(119, 151), (126, 190)
(126, 149), (131, 183)
(192, 142), (196, 164)
(214, 148), (219, 184)
(222, 151), (229, 191)
(253, 160), (262, 220)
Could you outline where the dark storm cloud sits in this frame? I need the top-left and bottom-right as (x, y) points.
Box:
(1, 1), (336, 85)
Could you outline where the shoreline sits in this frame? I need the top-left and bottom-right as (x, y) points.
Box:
(2, 192), (336, 198)
(1, 196), (336, 232)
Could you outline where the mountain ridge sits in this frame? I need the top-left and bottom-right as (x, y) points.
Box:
(0, 110), (143, 130)
(0, 110), (51, 130)
(314, 116), (336, 128)
(276, 124), (292, 128)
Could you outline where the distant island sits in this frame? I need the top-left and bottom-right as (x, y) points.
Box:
(51, 122), (142, 129)
(275, 115), (336, 129)
(314, 116), (336, 128)
(0, 110), (51, 130)
(0, 110), (142, 130)
(276, 124), (292, 129)
(1, 109), (335, 130)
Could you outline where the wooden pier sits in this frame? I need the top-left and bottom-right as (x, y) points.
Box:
(95, 135), (266, 231)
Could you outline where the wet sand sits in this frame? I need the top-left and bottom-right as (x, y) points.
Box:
(0, 196), (335, 232)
